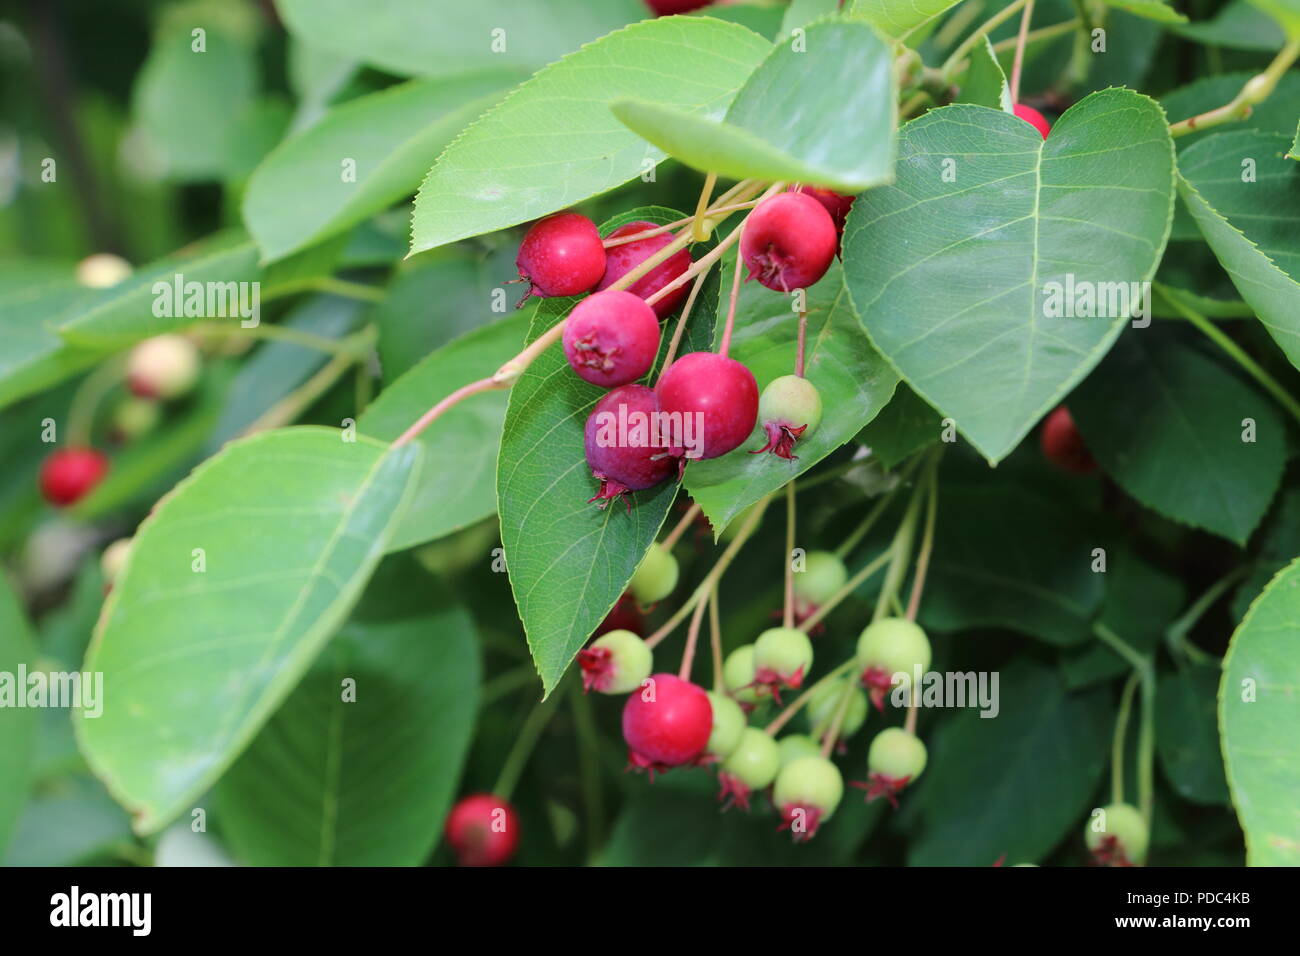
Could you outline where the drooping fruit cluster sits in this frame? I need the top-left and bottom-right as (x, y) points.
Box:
(1040, 405), (1096, 474)
(855, 617), (932, 710)
(1085, 803), (1148, 867)
(444, 794), (520, 867)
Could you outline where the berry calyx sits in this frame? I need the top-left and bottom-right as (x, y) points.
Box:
(1013, 103), (1052, 139)
(777, 733), (822, 767)
(792, 550), (847, 622)
(1085, 803), (1148, 867)
(515, 212), (606, 302)
(655, 351), (759, 461)
(630, 543), (679, 607)
(703, 691), (746, 763)
(790, 185), (855, 237)
(597, 221), (693, 318)
(855, 617), (931, 710)
(773, 755), (843, 842)
(444, 793), (520, 867)
(752, 375), (822, 459)
(740, 192), (838, 292)
(718, 727), (780, 810)
(584, 384), (677, 510)
(127, 334), (200, 400)
(857, 728), (927, 808)
(723, 644), (769, 709)
(562, 289), (660, 388)
(753, 626), (814, 698)
(39, 448), (109, 507)
(578, 629), (653, 695)
(645, 0), (710, 14)
(807, 677), (868, 744)
(100, 537), (132, 588)
(1040, 405), (1097, 474)
(622, 673), (713, 776)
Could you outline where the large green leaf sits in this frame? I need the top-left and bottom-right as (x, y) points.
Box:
(0, 272), (107, 411)
(1070, 329), (1285, 545)
(1220, 557), (1300, 865)
(910, 662), (1111, 865)
(216, 559), (479, 865)
(0, 572), (38, 855)
(359, 313), (530, 552)
(612, 20), (896, 192)
(1172, 0), (1288, 50)
(684, 257), (899, 533)
(1249, 0), (1300, 36)
(1178, 131), (1300, 372)
(1158, 666), (1230, 806)
(410, 17), (771, 254)
(855, 382), (939, 469)
(843, 90), (1176, 464)
(243, 74), (518, 262)
(847, 0), (961, 37)
(76, 427), (423, 834)
(277, 0), (644, 78)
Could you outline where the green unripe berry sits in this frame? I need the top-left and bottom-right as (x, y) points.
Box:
(705, 692), (746, 760)
(578, 629), (652, 694)
(759, 374), (822, 435)
(807, 677), (868, 740)
(777, 733), (822, 767)
(723, 644), (767, 705)
(753, 626), (813, 688)
(867, 727), (927, 783)
(630, 543), (678, 605)
(1085, 803), (1148, 865)
(855, 618), (931, 699)
(793, 550), (847, 606)
(773, 755), (844, 836)
(111, 397), (161, 442)
(720, 727), (780, 791)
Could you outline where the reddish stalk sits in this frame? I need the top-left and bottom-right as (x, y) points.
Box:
(678, 582), (711, 681)
(392, 377), (503, 448)
(660, 501), (701, 550)
(718, 223), (747, 359)
(795, 306), (808, 378)
(1009, 0), (1036, 106)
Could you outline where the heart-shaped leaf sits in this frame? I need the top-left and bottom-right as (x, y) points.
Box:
(843, 89), (1176, 464)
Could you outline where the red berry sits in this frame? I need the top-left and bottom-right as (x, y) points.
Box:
(622, 673), (713, 776)
(597, 221), (693, 318)
(645, 0), (710, 14)
(562, 290), (660, 388)
(39, 447), (109, 507)
(515, 212), (606, 301)
(791, 185), (855, 235)
(444, 793), (520, 867)
(1013, 103), (1051, 139)
(584, 384), (677, 509)
(1040, 405), (1096, 474)
(655, 352), (759, 461)
(740, 192), (838, 292)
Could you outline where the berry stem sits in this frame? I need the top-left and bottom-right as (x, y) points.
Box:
(1093, 622), (1156, 831)
(390, 376), (504, 448)
(718, 221), (748, 360)
(833, 453), (926, 559)
(66, 356), (126, 446)
(940, 0), (1031, 82)
(308, 276), (388, 303)
(1164, 565), (1247, 667)
(1111, 671), (1140, 805)
(243, 326), (377, 436)
(492, 676), (570, 800)
(798, 548), (893, 633)
(569, 682), (606, 855)
(195, 320), (359, 357)
(783, 480), (797, 628)
(794, 306), (808, 378)
(764, 659), (856, 736)
(1168, 39), (1300, 138)
(644, 221), (742, 309)
(657, 267), (711, 378)
(872, 476), (927, 624)
(600, 202), (760, 248)
(692, 171), (718, 242)
(708, 588), (724, 694)
(941, 18), (1081, 81)
(1009, 0), (1035, 106)
(678, 580), (711, 681)
(904, 452), (941, 622)
(819, 678), (857, 758)
(661, 501), (701, 551)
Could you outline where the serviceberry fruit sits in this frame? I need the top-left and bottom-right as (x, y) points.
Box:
(655, 351), (759, 461)
(515, 211), (606, 301)
(855, 617), (931, 710)
(753, 626), (814, 698)
(597, 221), (693, 318)
(39, 447), (109, 507)
(791, 185), (855, 237)
(630, 543), (678, 606)
(807, 677), (868, 743)
(584, 384), (676, 510)
(773, 755), (843, 842)
(622, 673), (713, 776)
(859, 727), (926, 807)
(127, 334), (200, 401)
(703, 691), (746, 763)
(562, 289), (660, 387)
(578, 629), (653, 694)
(444, 793), (520, 867)
(1013, 103), (1052, 139)
(792, 549), (847, 622)
(1085, 803), (1148, 867)
(723, 644), (769, 709)
(110, 397), (161, 443)
(740, 192), (838, 292)
(752, 374), (822, 460)
(777, 733), (822, 767)
(645, 0), (710, 14)
(1040, 405), (1097, 474)
(718, 727), (780, 810)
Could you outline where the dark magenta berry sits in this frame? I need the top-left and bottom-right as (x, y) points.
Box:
(645, 0), (710, 14)
(597, 221), (693, 318)
(40, 447), (109, 507)
(515, 212), (606, 302)
(1040, 406), (1096, 474)
(655, 351), (759, 461)
(562, 289), (660, 388)
(740, 192), (838, 292)
(622, 673), (713, 776)
(1014, 103), (1051, 139)
(584, 384), (676, 509)
(444, 793), (520, 867)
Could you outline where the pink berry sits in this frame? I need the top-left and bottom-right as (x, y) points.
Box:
(444, 793), (520, 867)
(597, 221), (693, 318)
(515, 212), (606, 301)
(645, 0), (710, 14)
(622, 673), (713, 776)
(39, 447), (109, 507)
(1040, 406), (1096, 474)
(562, 289), (660, 388)
(655, 351), (759, 461)
(584, 384), (677, 510)
(740, 192), (838, 292)
(1013, 103), (1051, 139)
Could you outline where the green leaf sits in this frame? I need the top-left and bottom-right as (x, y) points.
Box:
(613, 20), (896, 192)
(1103, 0), (1188, 24)
(277, 0), (644, 78)
(75, 427), (423, 834)
(2, 775), (133, 867)
(410, 17), (771, 254)
(684, 257), (899, 533)
(780, 0), (842, 36)
(855, 382), (939, 469)
(1290, 121), (1299, 160)
(1158, 666), (1230, 805)
(843, 90), (1176, 464)
(1172, 0), (1287, 50)
(216, 558), (479, 865)
(1070, 329), (1285, 545)
(243, 75), (519, 263)
(1231, 487), (1300, 621)
(0, 572), (39, 855)
(1178, 131), (1300, 372)
(0, 273), (106, 412)
(847, 0), (962, 37)
(1220, 557), (1300, 864)
(1248, 0), (1300, 36)
(957, 37), (1013, 113)
(910, 662), (1111, 865)
(358, 313), (530, 552)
